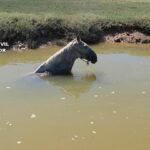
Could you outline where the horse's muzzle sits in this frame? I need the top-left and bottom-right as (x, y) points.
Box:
(88, 51), (97, 64)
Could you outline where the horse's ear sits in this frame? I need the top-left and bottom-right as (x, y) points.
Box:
(76, 35), (81, 43)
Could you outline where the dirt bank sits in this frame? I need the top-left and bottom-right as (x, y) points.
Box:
(9, 30), (150, 51)
(105, 31), (150, 44)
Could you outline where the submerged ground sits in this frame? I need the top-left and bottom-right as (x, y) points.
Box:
(0, 43), (150, 150)
(0, 0), (150, 48)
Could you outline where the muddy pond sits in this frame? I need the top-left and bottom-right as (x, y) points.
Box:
(0, 43), (150, 150)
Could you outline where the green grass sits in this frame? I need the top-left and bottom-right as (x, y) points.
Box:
(0, 0), (149, 48)
(0, 0), (150, 21)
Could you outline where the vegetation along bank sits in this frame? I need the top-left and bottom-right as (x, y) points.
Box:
(0, 0), (150, 49)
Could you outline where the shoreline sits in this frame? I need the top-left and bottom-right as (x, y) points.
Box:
(9, 31), (150, 51)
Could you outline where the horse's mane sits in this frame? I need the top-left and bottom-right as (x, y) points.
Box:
(48, 39), (75, 61)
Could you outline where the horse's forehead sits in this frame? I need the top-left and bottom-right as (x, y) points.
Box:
(80, 42), (89, 48)
(70, 40), (90, 49)
(74, 40), (86, 45)
(83, 42), (87, 46)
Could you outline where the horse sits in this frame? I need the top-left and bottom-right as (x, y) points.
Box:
(35, 36), (97, 75)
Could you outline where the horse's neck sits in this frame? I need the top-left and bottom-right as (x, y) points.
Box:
(47, 45), (77, 70)
(59, 46), (77, 64)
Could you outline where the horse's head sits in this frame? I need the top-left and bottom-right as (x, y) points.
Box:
(72, 36), (97, 64)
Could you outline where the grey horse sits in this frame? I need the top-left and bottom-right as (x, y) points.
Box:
(35, 36), (97, 75)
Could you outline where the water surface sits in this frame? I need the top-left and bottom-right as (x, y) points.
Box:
(0, 43), (150, 150)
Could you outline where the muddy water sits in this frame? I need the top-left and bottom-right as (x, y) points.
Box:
(0, 43), (150, 150)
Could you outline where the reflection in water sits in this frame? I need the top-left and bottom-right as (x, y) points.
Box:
(38, 73), (96, 98)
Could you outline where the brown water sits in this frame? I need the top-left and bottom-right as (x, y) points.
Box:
(0, 43), (150, 150)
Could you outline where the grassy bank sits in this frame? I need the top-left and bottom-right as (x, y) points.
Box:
(0, 0), (150, 48)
